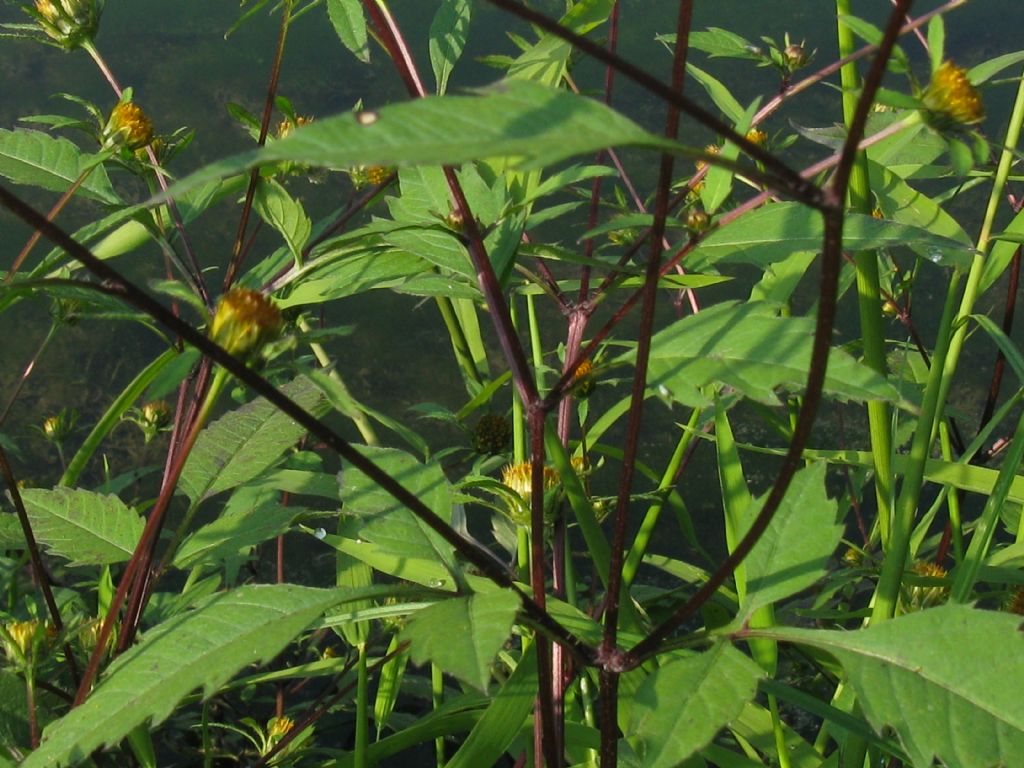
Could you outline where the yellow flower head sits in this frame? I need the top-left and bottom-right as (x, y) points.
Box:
(31, 0), (101, 49)
(141, 400), (170, 429)
(209, 288), (283, 360)
(276, 115), (313, 141)
(267, 715), (295, 740)
(745, 129), (768, 147)
(570, 359), (596, 398)
(902, 560), (949, 611)
(104, 101), (154, 151)
(3, 620), (41, 661)
(501, 462), (558, 499)
(922, 61), (984, 129)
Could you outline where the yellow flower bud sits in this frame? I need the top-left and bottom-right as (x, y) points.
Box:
(3, 620), (41, 662)
(745, 129), (768, 147)
(922, 61), (984, 129)
(209, 288), (283, 359)
(103, 101), (154, 151)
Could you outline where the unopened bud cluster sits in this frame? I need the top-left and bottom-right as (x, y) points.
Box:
(30, 0), (102, 49)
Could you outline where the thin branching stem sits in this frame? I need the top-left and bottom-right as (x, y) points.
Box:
(223, 0), (294, 290)
(627, 0), (914, 667)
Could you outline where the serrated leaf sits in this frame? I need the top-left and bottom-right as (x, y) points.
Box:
(179, 376), (327, 503)
(279, 249), (428, 308)
(430, 0), (472, 95)
(20, 487), (143, 566)
(326, 0), (369, 62)
(23, 585), (347, 768)
(339, 446), (460, 588)
(172, 502), (303, 569)
(742, 462), (842, 615)
(687, 202), (973, 271)
(635, 301), (902, 406)
(164, 79), (678, 197)
(630, 643), (762, 768)
(0, 128), (120, 205)
(764, 606), (1024, 768)
(252, 178), (311, 262)
(400, 589), (520, 691)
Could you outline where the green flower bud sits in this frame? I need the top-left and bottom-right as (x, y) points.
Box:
(30, 0), (102, 50)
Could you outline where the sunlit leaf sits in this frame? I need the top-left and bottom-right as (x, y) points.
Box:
(0, 129), (120, 205)
(20, 487), (143, 566)
(636, 301), (903, 406)
(23, 585), (349, 768)
(630, 643), (762, 768)
(400, 589), (521, 691)
(763, 605), (1024, 768)
(179, 376), (328, 503)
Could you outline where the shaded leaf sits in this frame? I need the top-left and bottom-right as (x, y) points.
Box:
(326, 0), (369, 62)
(430, 0), (472, 94)
(630, 643), (762, 768)
(400, 589), (520, 691)
(0, 129), (120, 205)
(179, 376), (327, 502)
(20, 487), (143, 566)
(763, 605), (1024, 768)
(172, 501), (304, 569)
(23, 585), (348, 768)
(252, 178), (311, 262)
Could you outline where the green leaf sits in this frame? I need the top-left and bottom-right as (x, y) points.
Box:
(172, 501), (303, 569)
(430, 0), (472, 95)
(326, 0), (369, 63)
(23, 585), (348, 768)
(179, 376), (327, 503)
(164, 79), (677, 197)
(20, 487), (143, 566)
(630, 643), (762, 768)
(981, 205), (1024, 294)
(686, 63), (745, 124)
(969, 51), (1024, 85)
(742, 462), (842, 615)
(0, 129), (120, 205)
(446, 643), (538, 768)
(338, 446), (460, 588)
(687, 202), (973, 272)
(252, 178), (311, 263)
(637, 301), (903, 406)
(400, 589), (520, 692)
(762, 605), (1024, 768)
(280, 249), (428, 308)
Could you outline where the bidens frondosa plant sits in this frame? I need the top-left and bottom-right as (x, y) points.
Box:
(4, 2), (1024, 768)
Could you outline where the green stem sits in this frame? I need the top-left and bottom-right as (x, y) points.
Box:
(837, 0), (893, 544)
(296, 317), (378, 445)
(621, 408), (700, 590)
(938, 421), (964, 562)
(435, 296), (484, 391)
(432, 663), (445, 767)
(354, 644), (369, 768)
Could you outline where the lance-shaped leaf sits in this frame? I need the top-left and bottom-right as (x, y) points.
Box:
(20, 487), (143, 566)
(179, 376), (327, 503)
(686, 201), (973, 271)
(400, 589), (521, 692)
(630, 643), (763, 768)
(23, 585), (349, 768)
(634, 301), (903, 406)
(0, 128), (120, 205)
(164, 79), (678, 197)
(339, 446), (461, 588)
(172, 501), (304, 569)
(760, 605), (1024, 768)
(742, 462), (842, 616)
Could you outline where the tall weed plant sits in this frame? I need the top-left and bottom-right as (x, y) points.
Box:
(1, 0), (1024, 766)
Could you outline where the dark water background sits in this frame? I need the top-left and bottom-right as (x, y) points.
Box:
(0, 1), (1018, 553)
